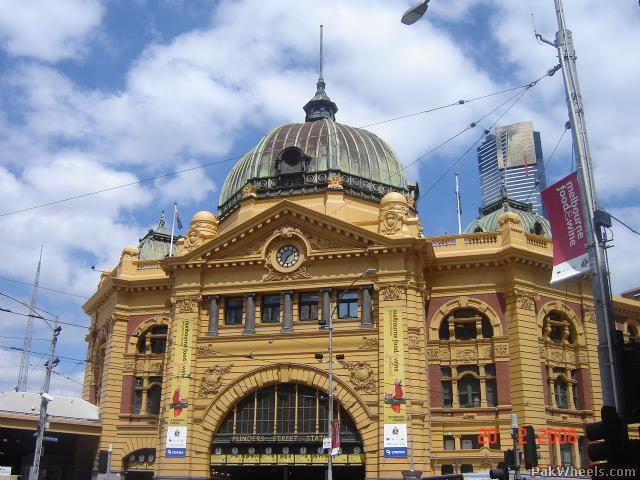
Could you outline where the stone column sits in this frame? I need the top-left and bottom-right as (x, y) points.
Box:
(282, 290), (293, 333)
(321, 288), (332, 326)
(206, 295), (219, 336)
(360, 285), (373, 328)
(243, 293), (256, 334)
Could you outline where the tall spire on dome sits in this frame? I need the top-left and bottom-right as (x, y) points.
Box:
(303, 24), (338, 122)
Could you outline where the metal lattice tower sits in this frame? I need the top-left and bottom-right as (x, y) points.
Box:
(16, 246), (43, 392)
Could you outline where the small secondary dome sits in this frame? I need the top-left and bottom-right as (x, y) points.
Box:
(465, 194), (551, 238)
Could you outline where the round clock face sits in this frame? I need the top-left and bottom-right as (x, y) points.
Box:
(276, 245), (300, 268)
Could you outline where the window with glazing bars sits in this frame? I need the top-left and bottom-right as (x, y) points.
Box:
(299, 293), (319, 321)
(225, 297), (243, 325)
(337, 290), (358, 319)
(262, 294), (281, 323)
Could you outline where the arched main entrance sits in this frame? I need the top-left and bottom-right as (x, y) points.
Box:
(210, 383), (365, 480)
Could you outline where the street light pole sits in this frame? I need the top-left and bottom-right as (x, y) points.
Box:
(400, 0), (621, 412)
(325, 267), (376, 480)
(29, 316), (62, 480)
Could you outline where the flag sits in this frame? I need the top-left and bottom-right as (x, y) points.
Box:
(331, 419), (341, 455)
(541, 172), (590, 283)
(175, 205), (183, 230)
(523, 153), (529, 176)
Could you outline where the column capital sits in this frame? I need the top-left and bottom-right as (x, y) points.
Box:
(320, 287), (332, 293)
(245, 292), (256, 299)
(206, 294), (220, 300)
(282, 290), (294, 295)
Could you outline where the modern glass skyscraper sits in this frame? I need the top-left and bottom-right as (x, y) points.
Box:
(477, 121), (546, 214)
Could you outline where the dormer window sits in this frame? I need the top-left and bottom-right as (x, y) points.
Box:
(277, 147), (308, 175)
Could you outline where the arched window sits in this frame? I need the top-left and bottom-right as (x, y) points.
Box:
(542, 311), (576, 345)
(458, 375), (481, 408)
(438, 309), (495, 341)
(136, 325), (168, 354)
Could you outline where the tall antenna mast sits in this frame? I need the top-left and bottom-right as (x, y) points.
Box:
(319, 24), (324, 80)
(455, 174), (462, 234)
(16, 246), (43, 391)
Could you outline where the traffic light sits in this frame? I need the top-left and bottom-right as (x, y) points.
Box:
(585, 405), (629, 467)
(503, 449), (515, 468)
(98, 450), (109, 474)
(620, 334), (640, 418)
(489, 461), (509, 480)
(522, 425), (538, 469)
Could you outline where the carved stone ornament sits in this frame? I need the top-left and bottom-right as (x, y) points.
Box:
(327, 174), (343, 190)
(174, 297), (199, 314)
(379, 284), (403, 301)
(494, 344), (508, 357)
(263, 258), (311, 281)
(483, 346), (493, 358)
(274, 225), (306, 240)
(242, 183), (257, 198)
(583, 307), (596, 323)
(578, 351), (588, 364)
(199, 364), (233, 397)
(539, 345), (546, 359)
(183, 228), (203, 252)
(197, 344), (218, 357)
(456, 348), (478, 361)
(123, 360), (135, 371)
(358, 337), (379, 351)
(427, 347), (450, 360)
(379, 203), (409, 235)
(550, 350), (564, 363)
(408, 335), (420, 350)
(341, 361), (376, 394)
(514, 289), (535, 310)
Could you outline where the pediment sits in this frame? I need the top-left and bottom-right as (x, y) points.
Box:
(172, 201), (400, 265)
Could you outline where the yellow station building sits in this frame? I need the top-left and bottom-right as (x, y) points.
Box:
(81, 76), (640, 480)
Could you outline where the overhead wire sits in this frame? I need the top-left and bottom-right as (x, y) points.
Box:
(0, 275), (88, 299)
(0, 75), (554, 219)
(610, 214), (640, 237)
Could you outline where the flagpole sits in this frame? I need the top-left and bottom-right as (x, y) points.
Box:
(169, 203), (177, 257)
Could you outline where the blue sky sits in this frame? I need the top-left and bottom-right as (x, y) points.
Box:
(0, 0), (638, 396)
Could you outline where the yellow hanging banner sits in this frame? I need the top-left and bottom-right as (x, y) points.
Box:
(382, 306), (408, 458)
(168, 314), (193, 426)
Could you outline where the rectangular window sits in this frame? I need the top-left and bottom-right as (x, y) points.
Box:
(262, 294), (281, 323)
(486, 379), (498, 407)
(277, 385), (295, 434)
(560, 443), (573, 466)
(442, 381), (452, 408)
(133, 376), (143, 415)
(225, 297), (243, 325)
(441, 465), (454, 475)
(337, 290), (358, 319)
(297, 386), (316, 433)
(299, 293), (319, 321)
(440, 366), (452, 377)
(443, 435), (455, 451)
(461, 434), (481, 450)
(236, 396), (255, 434)
(571, 370), (580, 409)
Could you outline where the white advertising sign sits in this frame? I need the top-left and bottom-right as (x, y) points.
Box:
(0, 466), (11, 476)
(165, 426), (188, 458)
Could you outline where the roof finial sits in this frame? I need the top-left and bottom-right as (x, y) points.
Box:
(158, 211), (166, 229)
(303, 24), (338, 122)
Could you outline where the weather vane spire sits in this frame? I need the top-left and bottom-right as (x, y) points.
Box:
(303, 24), (338, 122)
(319, 24), (324, 81)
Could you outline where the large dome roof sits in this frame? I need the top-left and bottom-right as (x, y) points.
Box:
(217, 76), (412, 218)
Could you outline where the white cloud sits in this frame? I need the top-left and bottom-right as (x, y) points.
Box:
(0, 0), (104, 62)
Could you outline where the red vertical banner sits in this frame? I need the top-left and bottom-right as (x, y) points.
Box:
(541, 172), (590, 283)
(331, 420), (341, 455)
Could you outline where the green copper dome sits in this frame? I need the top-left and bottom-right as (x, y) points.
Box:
(465, 195), (551, 238)
(217, 75), (414, 218)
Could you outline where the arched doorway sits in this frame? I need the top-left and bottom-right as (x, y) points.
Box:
(210, 383), (365, 480)
(122, 449), (155, 480)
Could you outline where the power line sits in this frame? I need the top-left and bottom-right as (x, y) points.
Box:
(0, 345), (88, 365)
(0, 306), (89, 330)
(0, 76), (554, 219)
(0, 275), (88, 299)
(610, 213), (640, 237)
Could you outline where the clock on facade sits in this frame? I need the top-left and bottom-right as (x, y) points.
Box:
(276, 245), (300, 268)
